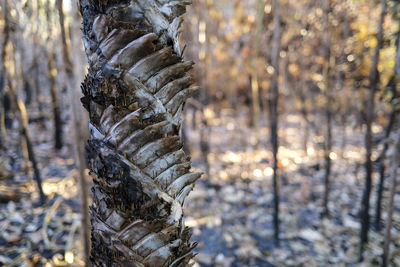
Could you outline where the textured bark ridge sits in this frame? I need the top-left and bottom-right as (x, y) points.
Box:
(79, 1), (200, 266)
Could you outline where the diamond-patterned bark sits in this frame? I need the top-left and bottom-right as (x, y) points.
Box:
(79, 0), (200, 265)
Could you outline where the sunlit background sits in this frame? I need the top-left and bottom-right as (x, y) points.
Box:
(0, 0), (399, 266)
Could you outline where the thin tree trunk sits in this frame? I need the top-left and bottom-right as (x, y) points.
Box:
(0, 78), (5, 144)
(32, 0), (43, 115)
(79, 1), (200, 265)
(299, 91), (309, 155)
(56, 0), (90, 264)
(0, 0), (10, 138)
(359, 0), (387, 261)
(16, 96), (46, 204)
(250, 0), (266, 137)
(374, 30), (400, 230)
(340, 114), (347, 158)
(46, 1), (63, 150)
(48, 53), (63, 150)
(2, 0), (46, 203)
(200, 114), (210, 178)
(322, 0), (333, 218)
(340, 7), (349, 160)
(269, 0), (282, 247)
(199, 6), (210, 177)
(382, 132), (400, 267)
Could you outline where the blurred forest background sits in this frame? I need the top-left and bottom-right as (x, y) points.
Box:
(0, 0), (400, 266)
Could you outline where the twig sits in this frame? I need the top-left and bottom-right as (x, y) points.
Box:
(42, 197), (62, 248)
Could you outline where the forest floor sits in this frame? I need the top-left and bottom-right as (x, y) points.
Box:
(0, 105), (399, 266)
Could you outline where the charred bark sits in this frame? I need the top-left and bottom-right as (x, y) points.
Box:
(78, 0), (200, 265)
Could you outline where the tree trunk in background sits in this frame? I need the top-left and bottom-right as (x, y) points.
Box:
(47, 52), (63, 150)
(382, 131), (400, 267)
(32, 0), (44, 115)
(199, 4), (211, 178)
(14, 93), (46, 204)
(46, 2), (63, 150)
(299, 90), (309, 155)
(79, 0), (200, 265)
(200, 113), (210, 178)
(1, 0), (46, 203)
(359, 0), (386, 261)
(250, 0), (265, 140)
(270, 0), (281, 247)
(0, 0), (11, 139)
(322, 0), (333, 218)
(56, 0), (90, 264)
(339, 8), (350, 159)
(374, 30), (400, 230)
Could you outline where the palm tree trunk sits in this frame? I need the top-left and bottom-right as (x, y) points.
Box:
(78, 0), (200, 265)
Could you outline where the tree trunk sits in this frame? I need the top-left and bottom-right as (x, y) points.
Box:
(269, 0), (281, 247)
(382, 131), (400, 267)
(32, 0), (44, 115)
(200, 113), (210, 178)
(322, 0), (333, 218)
(56, 0), (91, 263)
(1, 0), (46, 204)
(46, 1), (63, 150)
(79, 1), (201, 265)
(0, 0), (11, 139)
(299, 90), (309, 155)
(250, 0), (266, 138)
(198, 5), (211, 178)
(359, 0), (387, 261)
(374, 30), (400, 230)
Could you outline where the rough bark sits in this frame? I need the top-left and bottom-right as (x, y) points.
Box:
(78, 0), (200, 265)
(359, 0), (387, 261)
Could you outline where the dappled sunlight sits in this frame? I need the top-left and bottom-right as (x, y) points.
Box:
(0, 0), (399, 266)
(184, 98), (395, 265)
(42, 177), (78, 198)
